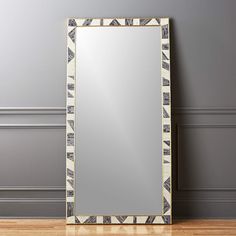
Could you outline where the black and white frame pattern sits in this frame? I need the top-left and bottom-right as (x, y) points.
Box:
(66, 18), (171, 224)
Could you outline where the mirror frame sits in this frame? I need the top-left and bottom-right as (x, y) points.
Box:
(66, 17), (171, 224)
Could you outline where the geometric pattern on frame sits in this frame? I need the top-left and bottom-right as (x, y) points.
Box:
(66, 17), (171, 224)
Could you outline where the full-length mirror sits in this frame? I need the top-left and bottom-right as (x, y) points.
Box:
(66, 18), (171, 224)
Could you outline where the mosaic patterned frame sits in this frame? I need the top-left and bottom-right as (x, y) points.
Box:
(66, 18), (171, 224)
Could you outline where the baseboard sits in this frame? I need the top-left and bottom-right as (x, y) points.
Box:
(0, 201), (65, 218)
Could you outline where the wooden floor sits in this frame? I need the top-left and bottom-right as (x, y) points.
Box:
(0, 219), (235, 235)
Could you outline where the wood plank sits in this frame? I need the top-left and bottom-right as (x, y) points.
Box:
(0, 219), (235, 235)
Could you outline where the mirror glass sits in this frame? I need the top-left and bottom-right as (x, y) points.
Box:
(75, 26), (162, 215)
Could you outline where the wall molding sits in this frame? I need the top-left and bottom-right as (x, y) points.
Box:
(0, 108), (66, 129)
(174, 107), (236, 115)
(0, 124), (66, 128)
(176, 123), (236, 192)
(0, 107), (66, 115)
(0, 198), (65, 203)
(174, 199), (236, 203)
(0, 186), (65, 191)
(177, 187), (236, 191)
(178, 124), (236, 128)
(2, 106), (236, 115)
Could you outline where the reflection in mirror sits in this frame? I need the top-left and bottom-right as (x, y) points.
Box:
(75, 27), (162, 215)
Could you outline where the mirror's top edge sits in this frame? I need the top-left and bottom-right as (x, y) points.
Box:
(67, 17), (169, 27)
(67, 17), (170, 20)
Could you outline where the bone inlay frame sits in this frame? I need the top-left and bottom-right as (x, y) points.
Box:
(66, 18), (171, 224)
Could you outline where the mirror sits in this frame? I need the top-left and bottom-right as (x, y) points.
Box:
(66, 18), (171, 224)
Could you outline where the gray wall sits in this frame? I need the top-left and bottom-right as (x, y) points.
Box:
(0, 0), (235, 218)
